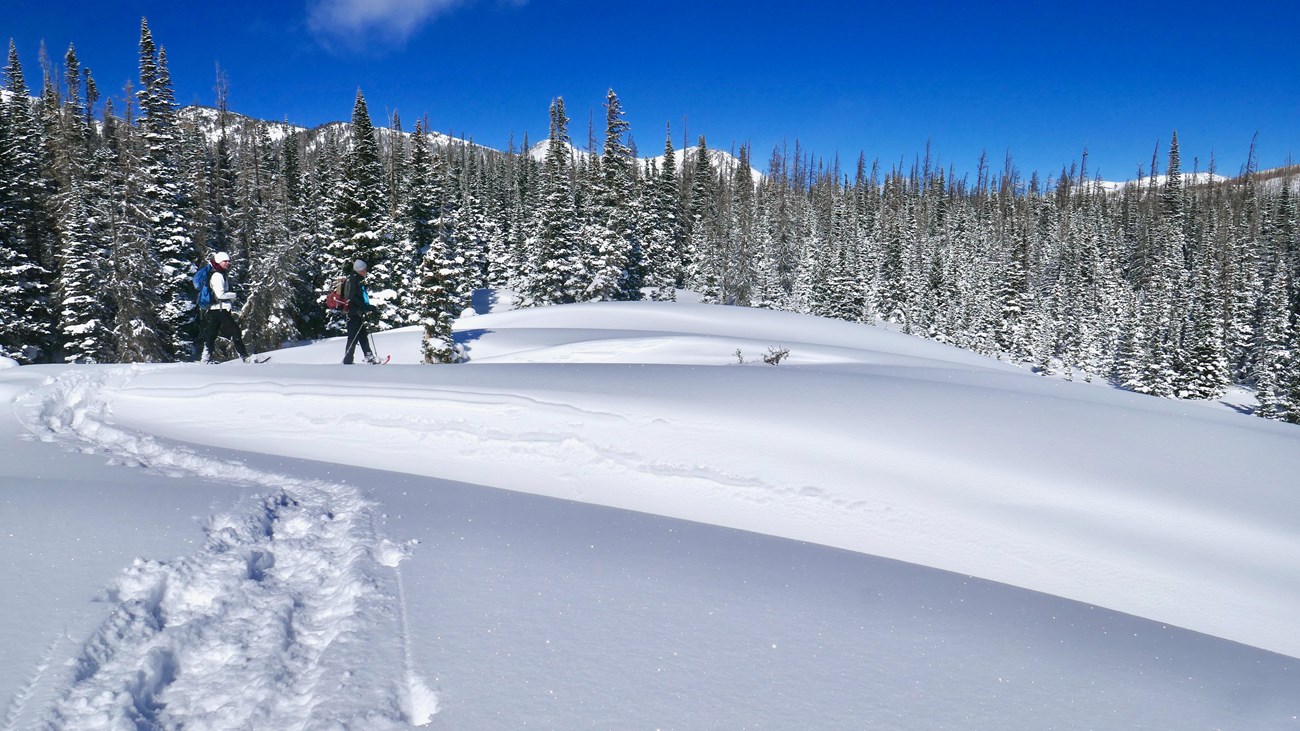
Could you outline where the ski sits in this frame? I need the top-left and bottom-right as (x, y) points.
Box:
(370, 355), (390, 365)
(251, 355), (272, 364)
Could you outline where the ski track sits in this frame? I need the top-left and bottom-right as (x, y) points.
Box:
(3, 633), (64, 731)
(14, 368), (438, 730)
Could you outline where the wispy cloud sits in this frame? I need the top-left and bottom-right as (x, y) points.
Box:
(308, 0), (509, 49)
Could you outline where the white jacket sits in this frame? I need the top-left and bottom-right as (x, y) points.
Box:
(209, 270), (237, 311)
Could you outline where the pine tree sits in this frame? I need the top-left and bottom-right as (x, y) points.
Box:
(726, 144), (758, 306)
(414, 132), (468, 362)
(1252, 268), (1292, 419)
(587, 89), (637, 301)
(237, 124), (303, 352)
(108, 86), (168, 363)
(133, 22), (195, 360)
(685, 136), (721, 302)
(1179, 221), (1231, 398)
(0, 40), (53, 362)
(397, 120), (439, 321)
(1282, 318), (1300, 424)
(643, 130), (683, 299)
(331, 89), (397, 326)
(415, 242), (464, 363)
(51, 49), (114, 362)
(525, 97), (584, 305)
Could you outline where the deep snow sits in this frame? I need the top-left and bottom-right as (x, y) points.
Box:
(2, 298), (1297, 729)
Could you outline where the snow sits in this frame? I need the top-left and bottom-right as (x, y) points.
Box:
(2, 297), (1298, 729)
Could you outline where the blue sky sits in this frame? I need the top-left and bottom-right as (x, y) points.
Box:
(7, 0), (1299, 182)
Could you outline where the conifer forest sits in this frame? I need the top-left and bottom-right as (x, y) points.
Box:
(1, 22), (1298, 422)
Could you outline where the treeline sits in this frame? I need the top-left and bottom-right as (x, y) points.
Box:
(1, 21), (1297, 422)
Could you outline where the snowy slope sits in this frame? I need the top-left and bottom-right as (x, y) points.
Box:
(2, 300), (1298, 729)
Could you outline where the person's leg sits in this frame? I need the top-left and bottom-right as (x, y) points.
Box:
(343, 315), (361, 364)
(359, 323), (373, 358)
(201, 312), (219, 362)
(222, 314), (250, 359)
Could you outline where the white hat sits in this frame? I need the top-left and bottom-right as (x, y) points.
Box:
(213, 252), (231, 265)
(353, 259), (368, 272)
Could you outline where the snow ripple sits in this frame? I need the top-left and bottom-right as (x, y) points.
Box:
(15, 368), (438, 729)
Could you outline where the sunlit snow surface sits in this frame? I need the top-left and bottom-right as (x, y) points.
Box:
(2, 298), (1297, 729)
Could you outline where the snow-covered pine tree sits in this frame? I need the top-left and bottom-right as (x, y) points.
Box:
(414, 235), (465, 364)
(136, 21), (195, 360)
(1252, 267), (1293, 419)
(724, 143), (758, 306)
(476, 154), (511, 290)
(642, 130), (683, 300)
(237, 123), (303, 352)
(587, 89), (637, 302)
(456, 146), (490, 292)
(685, 136), (721, 302)
(524, 97), (584, 306)
(0, 41), (53, 362)
(1178, 211), (1232, 399)
(49, 49), (114, 362)
(107, 85), (167, 363)
(396, 120), (439, 324)
(331, 89), (398, 327)
(414, 130), (468, 363)
(304, 130), (343, 336)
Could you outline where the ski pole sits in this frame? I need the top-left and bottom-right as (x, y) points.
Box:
(345, 326), (364, 359)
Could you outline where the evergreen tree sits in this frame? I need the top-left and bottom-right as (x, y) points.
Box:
(331, 89), (398, 326)
(1252, 267), (1292, 419)
(525, 97), (584, 305)
(397, 120), (439, 322)
(415, 242), (465, 363)
(51, 50), (114, 362)
(134, 23), (194, 359)
(685, 136), (721, 301)
(643, 130), (683, 299)
(588, 89), (637, 301)
(1179, 218), (1231, 398)
(0, 40), (53, 361)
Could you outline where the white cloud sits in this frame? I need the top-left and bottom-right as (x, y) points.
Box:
(308, 0), (471, 46)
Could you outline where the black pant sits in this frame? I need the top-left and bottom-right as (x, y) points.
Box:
(343, 314), (373, 364)
(202, 309), (249, 360)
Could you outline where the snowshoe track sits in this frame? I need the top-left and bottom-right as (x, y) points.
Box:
(15, 368), (438, 729)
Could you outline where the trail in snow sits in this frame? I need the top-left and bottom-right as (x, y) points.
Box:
(14, 368), (438, 729)
(2, 633), (63, 731)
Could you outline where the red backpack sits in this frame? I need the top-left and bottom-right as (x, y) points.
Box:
(325, 277), (349, 311)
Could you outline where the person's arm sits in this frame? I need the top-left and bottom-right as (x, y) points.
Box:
(212, 272), (236, 302)
(345, 275), (370, 311)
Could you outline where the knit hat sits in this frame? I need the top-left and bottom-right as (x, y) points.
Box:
(353, 260), (368, 273)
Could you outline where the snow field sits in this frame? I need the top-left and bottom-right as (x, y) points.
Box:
(2, 299), (1298, 728)
(13, 368), (437, 729)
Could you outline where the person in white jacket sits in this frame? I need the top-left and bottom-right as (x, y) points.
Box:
(200, 251), (251, 363)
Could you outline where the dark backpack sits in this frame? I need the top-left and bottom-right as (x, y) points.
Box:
(193, 264), (214, 308)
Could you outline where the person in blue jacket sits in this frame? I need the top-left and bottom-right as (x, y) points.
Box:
(342, 259), (379, 364)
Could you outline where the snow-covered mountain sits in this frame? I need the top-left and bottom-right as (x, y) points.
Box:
(177, 105), (478, 153)
(2, 297), (1297, 729)
(175, 103), (763, 182)
(1092, 167), (1299, 194)
(528, 137), (766, 183)
(1092, 170), (1231, 192)
(178, 105), (306, 144)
